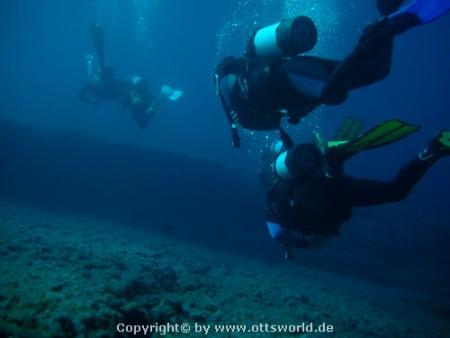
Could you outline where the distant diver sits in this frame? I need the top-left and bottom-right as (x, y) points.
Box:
(79, 24), (183, 129)
(258, 117), (450, 259)
(215, 0), (450, 147)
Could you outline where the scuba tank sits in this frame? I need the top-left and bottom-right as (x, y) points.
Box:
(274, 143), (323, 181)
(247, 16), (318, 59)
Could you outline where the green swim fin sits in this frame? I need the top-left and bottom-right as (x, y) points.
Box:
(439, 131), (450, 147)
(438, 131), (450, 155)
(324, 116), (364, 149)
(334, 116), (364, 142)
(345, 119), (420, 153)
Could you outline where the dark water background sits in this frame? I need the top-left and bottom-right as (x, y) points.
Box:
(1, 0), (449, 295)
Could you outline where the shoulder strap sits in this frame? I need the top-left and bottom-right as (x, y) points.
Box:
(215, 57), (246, 148)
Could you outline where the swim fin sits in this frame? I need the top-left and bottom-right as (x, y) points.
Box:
(334, 116), (364, 142)
(439, 131), (450, 149)
(345, 119), (420, 153)
(390, 0), (450, 24)
(436, 131), (450, 155)
(321, 117), (364, 150)
(420, 130), (450, 159)
(377, 0), (405, 16)
(89, 24), (105, 65)
(161, 85), (183, 101)
(325, 119), (420, 174)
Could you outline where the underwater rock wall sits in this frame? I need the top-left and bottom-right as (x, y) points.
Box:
(1, 118), (449, 296)
(2, 202), (449, 338)
(0, 118), (266, 251)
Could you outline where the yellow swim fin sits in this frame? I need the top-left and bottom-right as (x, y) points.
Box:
(313, 116), (363, 150)
(334, 116), (364, 142)
(439, 131), (450, 148)
(346, 119), (421, 153)
(436, 131), (450, 155)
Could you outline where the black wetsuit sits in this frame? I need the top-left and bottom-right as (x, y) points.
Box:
(79, 67), (122, 104)
(79, 68), (156, 129)
(266, 153), (438, 242)
(217, 22), (394, 125)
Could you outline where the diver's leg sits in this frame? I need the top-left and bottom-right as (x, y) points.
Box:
(343, 155), (438, 207)
(388, 0), (450, 34)
(321, 1), (424, 104)
(377, 0), (406, 16)
(322, 0), (450, 104)
(369, 0), (450, 45)
(321, 19), (397, 104)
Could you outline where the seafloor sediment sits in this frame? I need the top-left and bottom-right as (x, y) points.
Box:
(0, 200), (449, 338)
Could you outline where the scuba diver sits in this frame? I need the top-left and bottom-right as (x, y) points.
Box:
(215, 0), (450, 147)
(79, 24), (183, 129)
(259, 118), (450, 259)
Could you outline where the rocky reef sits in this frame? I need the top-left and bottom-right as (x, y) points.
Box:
(1, 201), (449, 337)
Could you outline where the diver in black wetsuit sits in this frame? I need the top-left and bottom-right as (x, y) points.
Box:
(79, 24), (183, 129)
(260, 127), (450, 259)
(215, 0), (450, 147)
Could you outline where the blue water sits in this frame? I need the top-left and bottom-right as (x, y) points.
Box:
(0, 1), (450, 337)
(1, 0), (449, 181)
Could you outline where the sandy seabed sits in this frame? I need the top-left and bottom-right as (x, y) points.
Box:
(0, 200), (449, 338)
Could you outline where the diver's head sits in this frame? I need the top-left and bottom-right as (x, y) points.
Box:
(248, 16), (318, 59)
(275, 143), (323, 180)
(128, 75), (149, 94)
